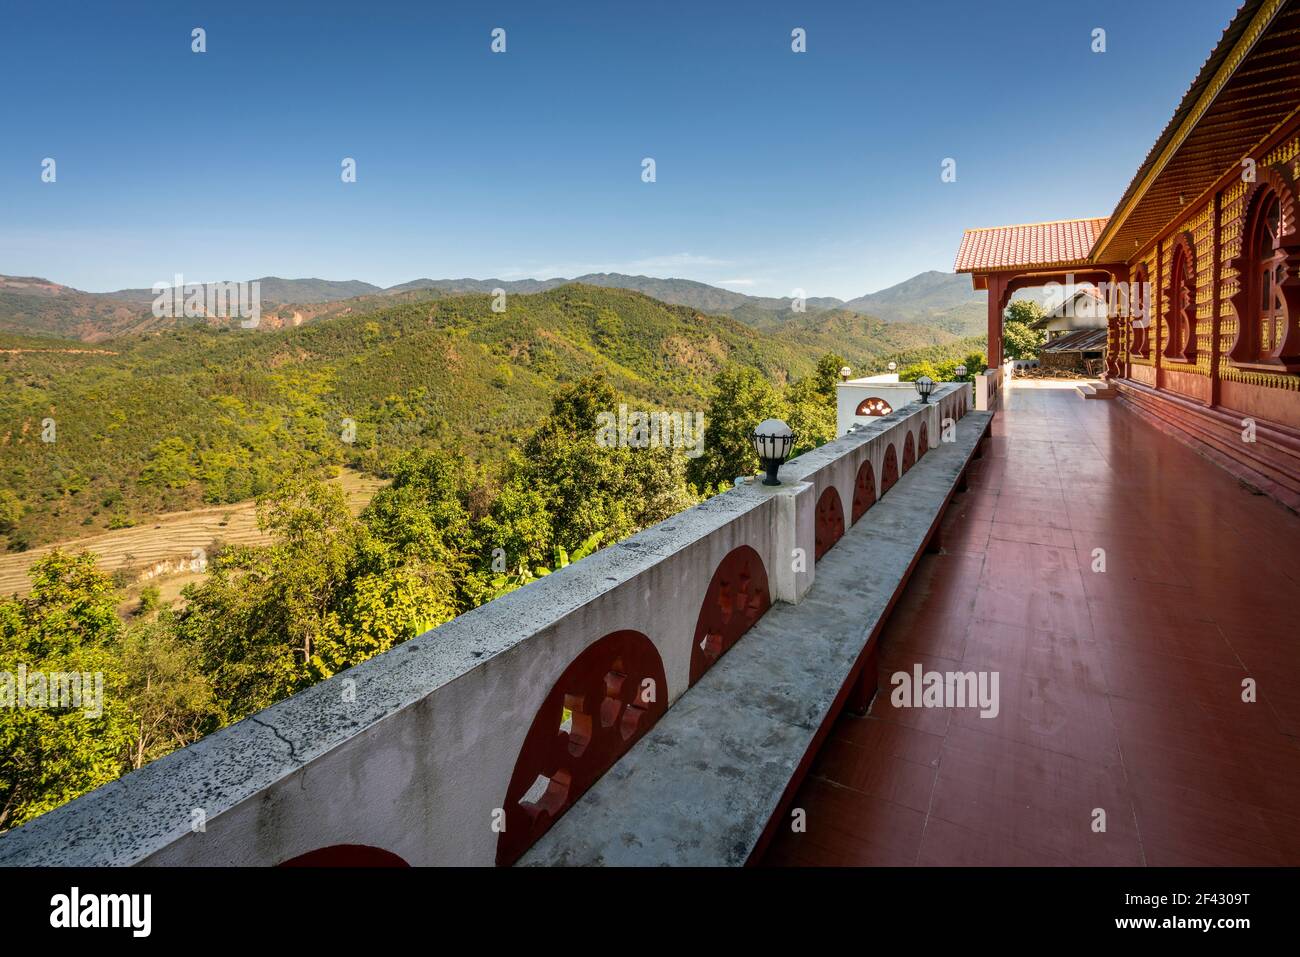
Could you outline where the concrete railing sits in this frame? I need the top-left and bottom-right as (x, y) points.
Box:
(836, 380), (970, 436)
(0, 385), (969, 868)
(976, 362), (1015, 411)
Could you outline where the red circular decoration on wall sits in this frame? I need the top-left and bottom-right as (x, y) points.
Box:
(814, 486), (845, 561)
(851, 459), (875, 523)
(279, 845), (409, 867)
(497, 629), (668, 865)
(919, 421), (929, 457)
(881, 443), (899, 496)
(902, 431), (916, 473)
(855, 396), (893, 416)
(689, 545), (771, 686)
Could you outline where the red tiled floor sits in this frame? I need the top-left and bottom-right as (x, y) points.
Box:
(764, 382), (1300, 866)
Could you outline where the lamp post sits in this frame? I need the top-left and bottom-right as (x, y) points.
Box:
(914, 375), (935, 404)
(839, 365), (851, 382)
(750, 419), (795, 486)
(955, 364), (967, 379)
(887, 361), (897, 373)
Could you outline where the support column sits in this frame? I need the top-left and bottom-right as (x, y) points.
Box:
(1105, 266), (1128, 380)
(986, 275), (1006, 368)
(760, 480), (815, 604)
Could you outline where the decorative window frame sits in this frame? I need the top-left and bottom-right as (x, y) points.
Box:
(855, 396), (893, 416)
(1227, 162), (1300, 374)
(1163, 231), (1198, 363)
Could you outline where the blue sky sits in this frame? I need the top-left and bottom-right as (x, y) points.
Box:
(0, 0), (1240, 299)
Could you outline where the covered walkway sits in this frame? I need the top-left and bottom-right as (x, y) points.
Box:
(764, 381), (1300, 866)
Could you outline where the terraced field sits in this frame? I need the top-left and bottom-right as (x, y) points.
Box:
(0, 469), (385, 602)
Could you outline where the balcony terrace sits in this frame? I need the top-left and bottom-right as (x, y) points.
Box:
(1, 377), (1296, 867)
(763, 380), (1300, 867)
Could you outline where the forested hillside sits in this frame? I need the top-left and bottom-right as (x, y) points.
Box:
(0, 352), (852, 829)
(0, 276), (989, 829)
(841, 271), (986, 335)
(0, 284), (982, 549)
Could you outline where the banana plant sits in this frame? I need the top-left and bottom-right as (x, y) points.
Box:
(489, 531), (604, 599)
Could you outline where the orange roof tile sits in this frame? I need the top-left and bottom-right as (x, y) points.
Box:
(953, 217), (1109, 273)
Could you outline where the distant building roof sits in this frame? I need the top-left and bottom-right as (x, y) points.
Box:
(1032, 287), (1108, 328)
(1040, 328), (1108, 353)
(953, 218), (1109, 273)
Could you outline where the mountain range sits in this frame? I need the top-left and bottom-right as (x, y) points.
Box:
(0, 281), (984, 547)
(0, 270), (985, 343)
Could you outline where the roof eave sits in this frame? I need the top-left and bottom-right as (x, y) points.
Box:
(1089, 0), (1282, 262)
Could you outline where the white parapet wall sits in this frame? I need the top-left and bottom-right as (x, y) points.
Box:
(0, 385), (969, 868)
(975, 363), (1015, 412)
(837, 379), (971, 437)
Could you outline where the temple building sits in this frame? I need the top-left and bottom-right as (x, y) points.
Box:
(956, 0), (1300, 510)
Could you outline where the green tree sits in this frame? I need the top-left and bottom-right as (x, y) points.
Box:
(119, 612), (214, 770)
(135, 585), (161, 617)
(475, 484), (553, 573)
(1003, 325), (1047, 361)
(961, 351), (988, 378)
(0, 551), (134, 830)
(362, 450), (473, 577)
(1004, 299), (1046, 325)
(320, 563), (456, 674)
(812, 352), (847, 400)
(140, 437), (197, 490)
(0, 490), (21, 535)
(177, 545), (301, 722)
(688, 365), (782, 489)
(255, 479), (364, 674)
(511, 377), (695, 549)
(899, 361), (941, 382)
(1003, 300), (1047, 360)
(179, 480), (367, 721)
(783, 375), (838, 455)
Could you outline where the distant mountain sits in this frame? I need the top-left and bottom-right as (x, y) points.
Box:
(382, 274), (844, 317)
(568, 274), (844, 317)
(456, 271), (974, 333)
(0, 269), (986, 342)
(0, 275), (169, 341)
(386, 277), (559, 296)
(842, 270), (985, 336)
(104, 277), (383, 305)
